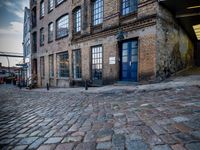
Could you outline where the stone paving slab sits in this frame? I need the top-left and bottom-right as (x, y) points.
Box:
(0, 84), (200, 149)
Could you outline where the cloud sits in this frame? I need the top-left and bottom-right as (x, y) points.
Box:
(0, 22), (23, 35)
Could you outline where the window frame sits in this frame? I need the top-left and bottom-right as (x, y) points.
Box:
(91, 45), (103, 81)
(48, 22), (54, 42)
(40, 0), (45, 18)
(40, 27), (45, 46)
(72, 49), (82, 79)
(92, 0), (104, 26)
(48, 0), (54, 13)
(121, 0), (138, 16)
(73, 7), (81, 33)
(57, 52), (69, 78)
(40, 56), (45, 78)
(56, 14), (69, 40)
(49, 54), (54, 78)
(55, 0), (65, 7)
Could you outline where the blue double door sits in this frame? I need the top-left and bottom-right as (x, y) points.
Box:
(121, 40), (138, 81)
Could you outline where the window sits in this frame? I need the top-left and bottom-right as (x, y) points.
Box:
(58, 52), (69, 78)
(49, 55), (54, 78)
(32, 7), (37, 28)
(74, 8), (81, 33)
(32, 32), (37, 52)
(48, 0), (54, 12)
(48, 22), (53, 42)
(56, 14), (69, 39)
(121, 0), (138, 16)
(40, 0), (44, 18)
(40, 28), (44, 46)
(92, 46), (103, 80)
(72, 50), (81, 79)
(56, 0), (64, 6)
(40, 57), (45, 77)
(92, 0), (103, 26)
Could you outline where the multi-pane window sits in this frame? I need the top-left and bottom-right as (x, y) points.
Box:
(40, 28), (44, 46)
(40, 0), (44, 18)
(74, 8), (81, 32)
(40, 57), (45, 77)
(121, 0), (138, 16)
(49, 55), (54, 78)
(92, 0), (103, 26)
(48, 0), (54, 12)
(56, 0), (64, 6)
(72, 50), (81, 79)
(56, 15), (69, 39)
(48, 22), (53, 42)
(92, 46), (103, 80)
(58, 52), (69, 78)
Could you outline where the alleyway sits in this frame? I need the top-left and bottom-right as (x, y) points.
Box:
(0, 82), (200, 150)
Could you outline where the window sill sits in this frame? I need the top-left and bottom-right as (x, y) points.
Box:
(120, 11), (138, 21)
(48, 9), (53, 14)
(55, 34), (68, 41)
(57, 77), (70, 80)
(91, 24), (103, 33)
(40, 16), (44, 20)
(48, 40), (53, 44)
(55, 0), (66, 8)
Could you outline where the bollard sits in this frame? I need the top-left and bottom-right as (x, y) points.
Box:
(85, 80), (88, 90)
(47, 83), (49, 91)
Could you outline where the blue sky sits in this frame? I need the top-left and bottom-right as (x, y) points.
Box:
(0, 0), (29, 66)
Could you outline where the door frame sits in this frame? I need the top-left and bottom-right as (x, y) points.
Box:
(119, 38), (139, 82)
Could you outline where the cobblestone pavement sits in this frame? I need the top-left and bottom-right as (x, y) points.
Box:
(0, 84), (200, 150)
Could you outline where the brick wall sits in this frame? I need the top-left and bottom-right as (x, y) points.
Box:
(156, 5), (194, 81)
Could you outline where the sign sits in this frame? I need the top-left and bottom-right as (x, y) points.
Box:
(109, 57), (115, 65)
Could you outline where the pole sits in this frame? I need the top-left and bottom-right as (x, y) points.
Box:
(6, 56), (10, 74)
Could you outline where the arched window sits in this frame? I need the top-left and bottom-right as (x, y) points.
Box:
(121, 0), (138, 16)
(73, 7), (81, 32)
(56, 14), (69, 39)
(92, 0), (103, 26)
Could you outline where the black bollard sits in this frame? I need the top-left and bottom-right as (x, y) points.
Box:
(85, 80), (88, 90)
(47, 83), (49, 91)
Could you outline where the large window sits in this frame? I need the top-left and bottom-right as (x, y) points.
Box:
(40, 27), (44, 46)
(92, 46), (103, 80)
(40, 57), (45, 78)
(40, 0), (44, 18)
(73, 8), (81, 33)
(92, 0), (103, 26)
(48, 22), (53, 42)
(49, 55), (54, 78)
(58, 52), (69, 78)
(48, 0), (54, 12)
(72, 50), (81, 79)
(121, 0), (138, 16)
(56, 14), (69, 39)
(56, 0), (64, 6)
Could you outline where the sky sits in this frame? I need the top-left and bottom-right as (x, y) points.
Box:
(0, 0), (29, 67)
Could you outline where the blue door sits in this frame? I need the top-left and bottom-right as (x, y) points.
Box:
(121, 40), (138, 81)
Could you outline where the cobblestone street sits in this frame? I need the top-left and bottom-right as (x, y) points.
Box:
(0, 84), (200, 150)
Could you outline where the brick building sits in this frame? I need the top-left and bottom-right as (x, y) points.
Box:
(30, 0), (199, 87)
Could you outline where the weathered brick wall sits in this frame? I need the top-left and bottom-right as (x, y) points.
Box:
(156, 5), (194, 81)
